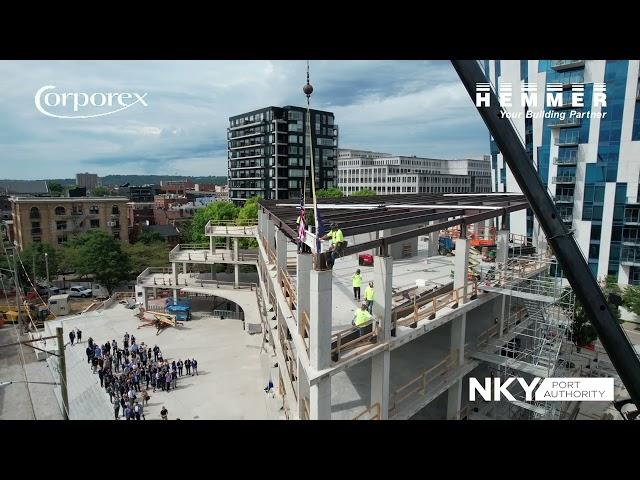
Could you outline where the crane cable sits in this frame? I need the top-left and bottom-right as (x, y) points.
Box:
(304, 60), (320, 253)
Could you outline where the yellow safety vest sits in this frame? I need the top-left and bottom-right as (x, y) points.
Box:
(352, 273), (362, 288)
(354, 309), (372, 327)
(364, 286), (374, 301)
(328, 229), (344, 245)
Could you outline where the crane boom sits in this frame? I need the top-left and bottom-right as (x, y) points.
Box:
(451, 60), (640, 410)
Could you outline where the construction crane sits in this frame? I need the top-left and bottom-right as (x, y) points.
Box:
(451, 60), (640, 412)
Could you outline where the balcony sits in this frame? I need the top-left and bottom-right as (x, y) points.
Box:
(229, 143), (265, 151)
(228, 120), (265, 131)
(553, 156), (578, 166)
(555, 138), (580, 147)
(554, 195), (574, 203)
(551, 60), (585, 71)
(552, 176), (576, 184)
(549, 116), (581, 128)
(621, 247), (640, 266)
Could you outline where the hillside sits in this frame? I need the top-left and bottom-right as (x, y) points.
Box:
(45, 175), (227, 186)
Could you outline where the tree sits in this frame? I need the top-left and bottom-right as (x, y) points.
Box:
(351, 188), (376, 197)
(190, 201), (239, 243)
(623, 285), (640, 316)
(65, 231), (131, 294)
(136, 230), (164, 245)
(47, 182), (65, 196)
(91, 186), (112, 197)
(564, 280), (622, 349)
(316, 188), (343, 198)
(123, 242), (169, 277)
(237, 196), (261, 248)
(19, 242), (58, 282)
(237, 196), (261, 225)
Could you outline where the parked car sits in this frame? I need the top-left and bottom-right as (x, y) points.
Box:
(68, 286), (92, 298)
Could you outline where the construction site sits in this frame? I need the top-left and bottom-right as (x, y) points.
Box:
(2, 60), (640, 421)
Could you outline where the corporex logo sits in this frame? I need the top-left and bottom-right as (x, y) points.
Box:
(35, 85), (149, 119)
(469, 377), (614, 402)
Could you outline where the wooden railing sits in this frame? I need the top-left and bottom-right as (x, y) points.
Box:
(388, 353), (457, 417)
(353, 402), (381, 420)
(278, 267), (296, 310)
(331, 320), (379, 362)
(393, 282), (479, 330)
(299, 310), (310, 356)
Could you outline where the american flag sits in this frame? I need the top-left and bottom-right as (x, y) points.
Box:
(297, 197), (306, 242)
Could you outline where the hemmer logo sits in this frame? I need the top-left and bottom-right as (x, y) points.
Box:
(35, 85), (149, 119)
(469, 377), (614, 402)
(475, 82), (607, 109)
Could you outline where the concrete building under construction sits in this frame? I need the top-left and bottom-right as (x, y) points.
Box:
(129, 193), (593, 420)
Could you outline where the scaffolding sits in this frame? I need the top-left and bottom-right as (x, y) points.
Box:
(475, 253), (575, 420)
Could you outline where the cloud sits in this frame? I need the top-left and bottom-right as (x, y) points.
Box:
(0, 60), (489, 179)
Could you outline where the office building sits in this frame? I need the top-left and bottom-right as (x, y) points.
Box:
(228, 106), (338, 204)
(484, 60), (640, 284)
(10, 196), (129, 248)
(337, 149), (492, 195)
(75, 172), (99, 190)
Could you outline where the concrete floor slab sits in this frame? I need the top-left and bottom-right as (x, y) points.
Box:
(43, 301), (278, 420)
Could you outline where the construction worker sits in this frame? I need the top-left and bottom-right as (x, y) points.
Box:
(364, 281), (374, 314)
(352, 302), (373, 337)
(352, 269), (362, 300)
(321, 223), (345, 268)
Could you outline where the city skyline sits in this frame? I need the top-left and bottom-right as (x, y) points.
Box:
(0, 60), (489, 179)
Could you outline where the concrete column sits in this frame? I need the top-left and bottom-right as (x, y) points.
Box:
(135, 286), (148, 309)
(309, 269), (332, 419)
(297, 357), (309, 419)
(296, 253), (312, 325)
(266, 217), (276, 259)
(257, 209), (264, 237)
(448, 238), (469, 420)
(496, 230), (509, 264)
(371, 255), (392, 419)
(210, 234), (214, 254)
(182, 262), (187, 274)
(233, 238), (240, 287)
(427, 221), (439, 257)
(171, 262), (178, 286)
(225, 237), (230, 250)
(171, 263), (178, 302)
(276, 228), (287, 275)
(454, 239), (469, 298)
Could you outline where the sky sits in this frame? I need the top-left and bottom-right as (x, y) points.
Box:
(0, 60), (490, 180)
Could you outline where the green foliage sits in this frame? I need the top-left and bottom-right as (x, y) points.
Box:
(90, 186), (112, 197)
(64, 231), (131, 294)
(177, 221), (193, 244)
(190, 201), (239, 243)
(316, 188), (343, 198)
(19, 242), (58, 282)
(47, 182), (65, 196)
(564, 280), (622, 348)
(123, 242), (169, 276)
(136, 230), (164, 245)
(351, 188), (376, 197)
(623, 285), (640, 316)
(237, 196), (261, 225)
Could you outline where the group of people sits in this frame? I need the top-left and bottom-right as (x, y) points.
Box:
(351, 270), (376, 336)
(78, 331), (200, 420)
